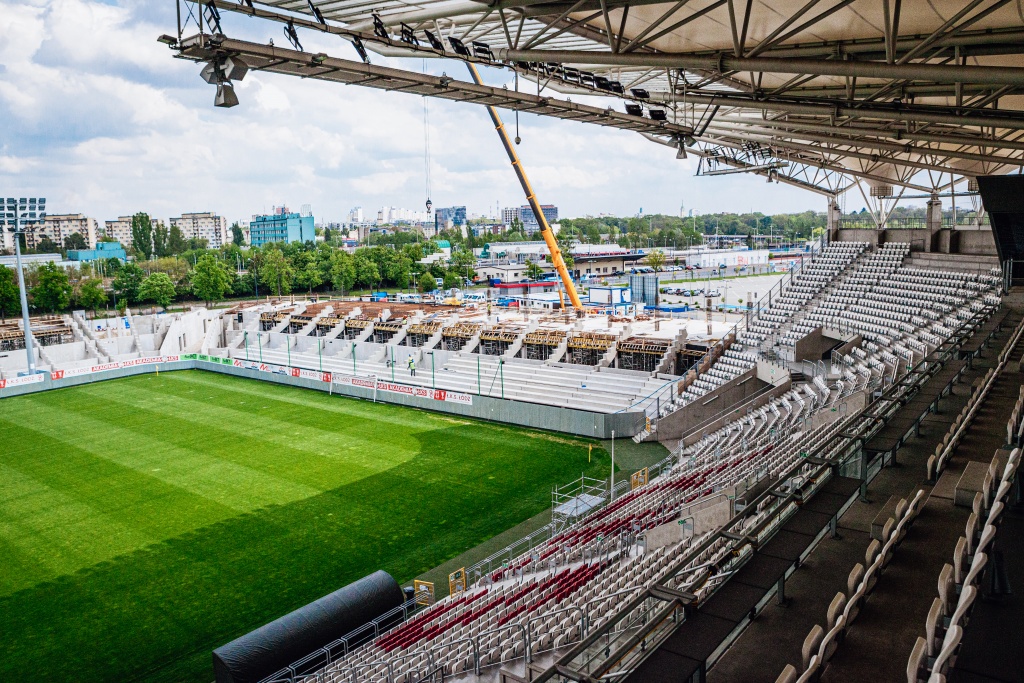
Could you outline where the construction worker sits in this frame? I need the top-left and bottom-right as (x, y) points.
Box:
(408, 356), (416, 376)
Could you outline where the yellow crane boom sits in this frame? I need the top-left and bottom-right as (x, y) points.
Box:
(465, 62), (584, 311)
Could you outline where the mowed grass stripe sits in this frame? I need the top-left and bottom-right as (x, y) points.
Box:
(9, 397), (325, 511)
(91, 376), (424, 481)
(0, 372), (611, 683)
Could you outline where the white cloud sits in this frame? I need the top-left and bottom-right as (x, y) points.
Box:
(0, 0), (831, 225)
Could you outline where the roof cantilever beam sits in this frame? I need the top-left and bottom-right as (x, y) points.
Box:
(170, 34), (694, 137)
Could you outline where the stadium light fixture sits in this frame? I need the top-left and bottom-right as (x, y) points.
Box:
(1, 197), (46, 376)
(157, 34), (177, 46)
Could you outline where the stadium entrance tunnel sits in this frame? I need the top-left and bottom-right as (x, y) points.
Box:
(212, 570), (405, 683)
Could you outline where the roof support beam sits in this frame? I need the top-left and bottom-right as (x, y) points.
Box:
(496, 48), (1024, 87)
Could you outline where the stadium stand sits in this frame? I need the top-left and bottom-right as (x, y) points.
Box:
(247, 254), (1003, 683)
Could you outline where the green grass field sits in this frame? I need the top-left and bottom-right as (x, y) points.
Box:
(0, 371), (611, 682)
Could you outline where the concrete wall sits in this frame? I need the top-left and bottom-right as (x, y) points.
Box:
(0, 360), (645, 438)
(654, 367), (790, 442)
(834, 228), (880, 245)
(958, 229), (998, 256)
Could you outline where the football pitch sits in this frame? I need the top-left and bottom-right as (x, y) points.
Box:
(0, 370), (612, 682)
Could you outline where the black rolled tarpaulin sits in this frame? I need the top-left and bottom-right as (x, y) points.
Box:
(212, 570), (405, 683)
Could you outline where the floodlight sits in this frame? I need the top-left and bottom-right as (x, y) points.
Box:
(594, 76), (611, 91)
(609, 80), (624, 94)
(215, 82), (240, 108)
(351, 36), (370, 63)
(562, 67), (580, 83)
(649, 109), (667, 121)
(371, 13), (389, 40)
(424, 30), (444, 52)
(400, 23), (419, 46)
(307, 0), (326, 24)
(580, 71), (595, 87)
(284, 21), (303, 51)
(472, 41), (493, 61)
(157, 34), (177, 46)
(630, 88), (650, 99)
(448, 36), (470, 56)
(625, 103), (643, 116)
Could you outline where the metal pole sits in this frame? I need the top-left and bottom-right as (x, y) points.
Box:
(287, 338), (291, 368)
(500, 358), (505, 399)
(477, 353), (481, 395)
(352, 342), (356, 374)
(245, 331), (249, 361)
(391, 346), (395, 382)
(319, 338), (323, 372)
(610, 430), (615, 502)
(12, 216), (37, 375)
(258, 332), (263, 363)
(431, 351), (435, 389)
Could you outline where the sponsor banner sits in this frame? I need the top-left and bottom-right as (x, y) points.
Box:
(0, 373), (46, 390)
(331, 375), (473, 405)
(292, 367), (332, 382)
(46, 356), (185, 382)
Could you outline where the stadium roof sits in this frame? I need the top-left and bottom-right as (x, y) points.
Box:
(170, 0), (1024, 200)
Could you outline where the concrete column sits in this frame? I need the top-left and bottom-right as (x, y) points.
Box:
(927, 194), (944, 252)
(827, 199), (841, 242)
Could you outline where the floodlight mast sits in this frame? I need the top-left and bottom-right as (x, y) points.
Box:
(4, 198), (42, 375)
(464, 63), (583, 312)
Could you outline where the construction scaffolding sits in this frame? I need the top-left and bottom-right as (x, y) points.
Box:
(677, 344), (711, 374)
(287, 314), (313, 334)
(405, 321), (443, 347)
(478, 325), (522, 356)
(566, 332), (618, 366)
(522, 329), (566, 361)
(372, 319), (406, 344)
(0, 317), (75, 351)
(344, 318), (371, 340)
(441, 323), (482, 351)
(259, 311), (288, 331)
(313, 316), (344, 337)
(616, 337), (671, 373)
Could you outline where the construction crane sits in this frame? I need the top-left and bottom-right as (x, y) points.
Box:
(465, 63), (584, 312)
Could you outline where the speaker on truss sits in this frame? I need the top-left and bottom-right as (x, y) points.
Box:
(215, 83), (239, 108)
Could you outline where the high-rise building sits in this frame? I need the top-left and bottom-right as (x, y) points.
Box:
(435, 206), (467, 231)
(519, 205), (558, 233)
(103, 216), (135, 247)
(502, 206), (519, 227)
(249, 210), (315, 247)
(29, 213), (98, 250)
(348, 206), (365, 223)
(169, 212), (229, 248)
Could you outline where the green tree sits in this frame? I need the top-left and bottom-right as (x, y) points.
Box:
(139, 272), (177, 311)
(329, 250), (356, 293)
(167, 225), (187, 255)
(112, 262), (145, 305)
(76, 278), (107, 316)
(418, 271), (437, 293)
(35, 236), (60, 254)
(260, 248), (293, 297)
(644, 249), (667, 272)
(524, 259), (545, 280)
(131, 212), (154, 260)
(31, 263), (72, 312)
(153, 221), (169, 258)
(0, 265), (20, 321)
(294, 252), (323, 294)
(231, 223), (245, 247)
(191, 254), (231, 306)
(63, 233), (88, 251)
(353, 252), (380, 289)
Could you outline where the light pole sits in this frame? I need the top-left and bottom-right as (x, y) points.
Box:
(2, 197), (46, 375)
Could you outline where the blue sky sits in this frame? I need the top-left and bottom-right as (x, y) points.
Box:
(0, 0), (834, 225)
